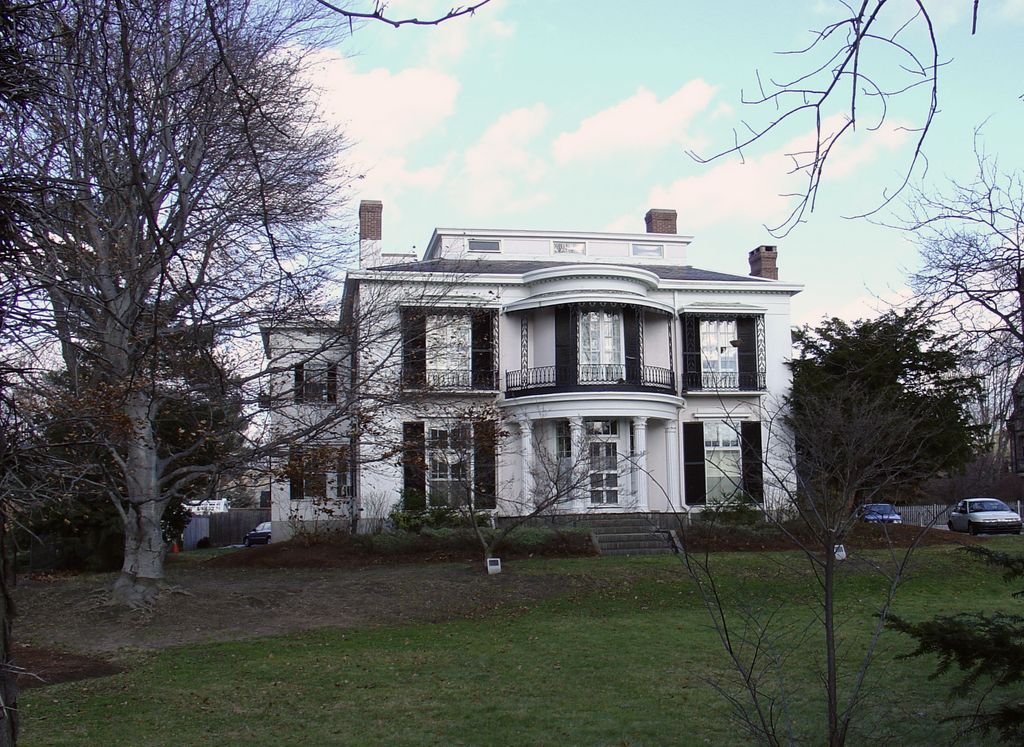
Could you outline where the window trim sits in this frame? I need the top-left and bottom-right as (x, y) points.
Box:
(467, 238), (501, 253)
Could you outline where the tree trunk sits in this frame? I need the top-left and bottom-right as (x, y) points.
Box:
(0, 508), (16, 747)
(824, 542), (841, 747)
(112, 395), (168, 608)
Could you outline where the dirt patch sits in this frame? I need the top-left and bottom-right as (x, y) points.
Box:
(13, 644), (122, 690)
(13, 560), (598, 658)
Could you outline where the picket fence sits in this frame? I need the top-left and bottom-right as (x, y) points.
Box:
(895, 501), (1024, 529)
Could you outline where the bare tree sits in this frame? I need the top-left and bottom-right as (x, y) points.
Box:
(312, 0), (491, 29)
(1, 0), (353, 607)
(908, 153), (1024, 348)
(678, 388), (946, 746)
(692, 1), (965, 235)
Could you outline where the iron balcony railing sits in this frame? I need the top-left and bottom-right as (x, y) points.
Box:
(680, 355), (766, 392)
(505, 365), (675, 393)
(402, 368), (498, 391)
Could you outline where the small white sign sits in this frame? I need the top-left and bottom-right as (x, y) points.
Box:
(487, 557), (502, 575)
(834, 544), (847, 561)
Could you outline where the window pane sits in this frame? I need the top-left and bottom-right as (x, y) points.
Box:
(631, 243), (664, 257)
(468, 239), (499, 252)
(553, 240), (585, 254)
(705, 420), (742, 504)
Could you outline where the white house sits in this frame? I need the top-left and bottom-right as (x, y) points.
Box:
(263, 201), (802, 540)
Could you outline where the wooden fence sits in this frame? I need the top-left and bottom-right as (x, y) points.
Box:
(183, 508), (270, 548)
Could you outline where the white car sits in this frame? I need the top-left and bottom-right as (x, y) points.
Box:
(947, 497), (1022, 535)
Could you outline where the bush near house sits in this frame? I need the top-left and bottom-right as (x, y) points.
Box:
(207, 526), (596, 570)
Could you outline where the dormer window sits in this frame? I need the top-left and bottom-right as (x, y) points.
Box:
(468, 238), (500, 253)
(631, 243), (664, 258)
(553, 240), (586, 255)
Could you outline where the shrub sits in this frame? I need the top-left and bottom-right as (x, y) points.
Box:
(196, 536), (212, 549)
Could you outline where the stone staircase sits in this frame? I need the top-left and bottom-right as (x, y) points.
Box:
(583, 515), (679, 556)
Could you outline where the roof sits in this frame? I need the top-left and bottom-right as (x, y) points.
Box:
(368, 258), (766, 284)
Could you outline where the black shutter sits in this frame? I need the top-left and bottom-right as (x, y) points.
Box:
(623, 306), (640, 384)
(683, 422), (706, 505)
(402, 422), (426, 510)
(471, 310), (495, 390)
(681, 315), (702, 391)
(326, 363), (338, 403)
(293, 363), (305, 403)
(288, 447), (303, 499)
(554, 305), (575, 386)
(737, 317), (756, 390)
(402, 309), (426, 388)
(741, 421), (764, 503)
(335, 446), (350, 500)
(473, 420), (497, 510)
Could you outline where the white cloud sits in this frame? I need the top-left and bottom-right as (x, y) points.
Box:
(461, 104), (550, 214)
(305, 50), (459, 203)
(641, 118), (910, 231)
(308, 51), (459, 156)
(998, 0), (1024, 22)
(552, 80), (717, 164)
(794, 286), (914, 328)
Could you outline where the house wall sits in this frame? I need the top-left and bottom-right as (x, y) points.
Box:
(269, 221), (801, 526)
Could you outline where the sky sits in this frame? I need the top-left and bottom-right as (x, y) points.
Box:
(311, 0), (1024, 326)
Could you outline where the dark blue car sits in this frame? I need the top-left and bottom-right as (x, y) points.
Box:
(859, 503), (902, 524)
(243, 521), (272, 546)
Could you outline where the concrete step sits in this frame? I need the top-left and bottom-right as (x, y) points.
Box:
(595, 532), (666, 543)
(589, 522), (659, 532)
(601, 546), (675, 556)
(597, 539), (673, 551)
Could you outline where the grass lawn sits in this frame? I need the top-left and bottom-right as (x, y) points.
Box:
(21, 541), (1024, 746)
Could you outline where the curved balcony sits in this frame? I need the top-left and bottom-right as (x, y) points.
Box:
(505, 364), (675, 397)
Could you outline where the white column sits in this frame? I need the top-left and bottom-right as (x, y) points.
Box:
(633, 417), (649, 511)
(569, 417), (585, 509)
(666, 419), (681, 511)
(519, 419), (534, 505)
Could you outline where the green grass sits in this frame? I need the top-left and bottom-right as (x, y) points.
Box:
(21, 542), (1024, 746)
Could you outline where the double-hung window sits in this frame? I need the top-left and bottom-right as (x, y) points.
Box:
(586, 419), (619, 505)
(704, 421), (742, 505)
(579, 310), (624, 383)
(293, 362), (337, 404)
(427, 425), (470, 506)
(288, 447), (327, 500)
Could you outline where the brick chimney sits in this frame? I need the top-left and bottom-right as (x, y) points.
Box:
(358, 200), (382, 268)
(748, 245), (778, 280)
(644, 208), (677, 235)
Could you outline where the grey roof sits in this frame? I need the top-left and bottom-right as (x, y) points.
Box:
(370, 258), (764, 283)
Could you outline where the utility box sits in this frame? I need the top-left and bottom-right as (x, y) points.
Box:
(486, 557), (501, 575)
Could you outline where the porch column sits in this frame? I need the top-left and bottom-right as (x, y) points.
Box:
(569, 416), (585, 508)
(519, 419), (534, 503)
(632, 417), (649, 511)
(666, 419), (681, 510)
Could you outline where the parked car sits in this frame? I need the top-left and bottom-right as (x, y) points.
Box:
(859, 503), (902, 524)
(947, 498), (1022, 535)
(243, 521), (272, 546)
